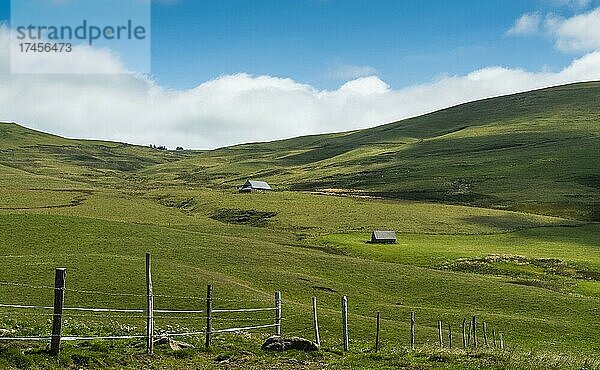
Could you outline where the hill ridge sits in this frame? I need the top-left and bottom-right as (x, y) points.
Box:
(1, 81), (599, 220)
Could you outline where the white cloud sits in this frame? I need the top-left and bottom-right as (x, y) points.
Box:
(547, 0), (593, 9)
(508, 7), (600, 53)
(336, 76), (390, 95)
(551, 7), (600, 51)
(2, 26), (600, 150)
(507, 12), (543, 35)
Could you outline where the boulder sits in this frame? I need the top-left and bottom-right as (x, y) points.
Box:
(153, 335), (194, 350)
(261, 336), (319, 352)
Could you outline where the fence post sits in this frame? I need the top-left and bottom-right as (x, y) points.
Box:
(438, 320), (443, 348)
(483, 322), (489, 347)
(312, 296), (320, 347)
(499, 333), (504, 349)
(466, 320), (471, 346)
(205, 284), (213, 349)
(492, 329), (497, 347)
(375, 311), (380, 353)
(50, 268), (66, 355)
(472, 316), (477, 348)
(275, 291), (282, 336)
(448, 323), (452, 349)
(410, 311), (415, 350)
(341, 296), (349, 352)
(145, 253), (154, 355)
(462, 318), (467, 348)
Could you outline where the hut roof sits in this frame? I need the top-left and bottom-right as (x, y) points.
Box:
(371, 230), (397, 243)
(241, 180), (272, 191)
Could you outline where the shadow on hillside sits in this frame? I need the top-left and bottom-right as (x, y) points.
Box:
(463, 214), (599, 248)
(461, 214), (567, 233)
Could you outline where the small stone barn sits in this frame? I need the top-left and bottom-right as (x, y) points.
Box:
(370, 230), (397, 244)
(239, 180), (273, 193)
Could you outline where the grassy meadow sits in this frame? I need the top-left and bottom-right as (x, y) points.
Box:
(0, 82), (599, 369)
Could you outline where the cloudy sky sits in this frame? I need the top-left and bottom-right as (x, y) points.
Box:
(1, 0), (600, 149)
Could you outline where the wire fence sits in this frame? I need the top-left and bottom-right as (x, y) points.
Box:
(0, 257), (508, 355)
(0, 257), (285, 353)
(0, 296), (282, 343)
(0, 295), (281, 322)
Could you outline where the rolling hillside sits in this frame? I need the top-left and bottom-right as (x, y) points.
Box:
(2, 82), (599, 222)
(0, 122), (198, 189)
(142, 81), (600, 221)
(0, 82), (599, 369)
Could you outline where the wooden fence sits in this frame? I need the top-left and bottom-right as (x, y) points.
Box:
(0, 253), (280, 354)
(0, 253), (505, 355)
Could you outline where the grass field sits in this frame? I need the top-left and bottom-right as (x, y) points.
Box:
(142, 82), (600, 221)
(0, 82), (599, 369)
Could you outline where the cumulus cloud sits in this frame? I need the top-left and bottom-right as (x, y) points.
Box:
(2, 26), (600, 149)
(508, 7), (600, 53)
(507, 12), (543, 35)
(550, 7), (600, 52)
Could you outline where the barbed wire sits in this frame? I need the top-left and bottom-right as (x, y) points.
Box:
(65, 307), (144, 313)
(212, 323), (278, 334)
(0, 307), (291, 326)
(0, 281), (55, 290)
(212, 307), (276, 313)
(0, 280), (295, 344)
(0, 303), (281, 317)
(0, 323), (281, 342)
(64, 313), (146, 319)
(1, 312), (143, 320)
(160, 330), (205, 337)
(0, 336), (52, 341)
(0, 303), (53, 310)
(0, 281), (275, 306)
(0, 320), (291, 343)
(1, 280), (273, 302)
(213, 317), (276, 322)
(153, 315), (207, 320)
(152, 293), (203, 300)
(62, 335), (146, 341)
(212, 297), (273, 303)
(0, 303), (145, 313)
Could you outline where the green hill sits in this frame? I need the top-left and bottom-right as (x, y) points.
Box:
(143, 81), (600, 221)
(0, 122), (199, 188)
(3, 82), (599, 221)
(0, 82), (599, 369)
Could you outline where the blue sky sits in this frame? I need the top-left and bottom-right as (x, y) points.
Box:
(0, 0), (593, 89)
(150, 0), (582, 89)
(1, 0), (600, 148)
